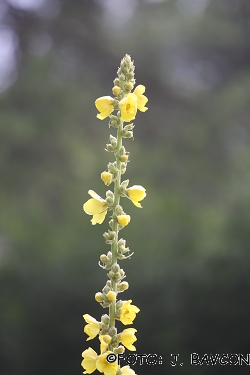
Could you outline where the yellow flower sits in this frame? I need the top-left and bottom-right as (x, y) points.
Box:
(83, 314), (100, 341)
(95, 96), (115, 120)
(117, 214), (131, 227)
(119, 300), (140, 325)
(96, 351), (119, 375)
(133, 85), (148, 112)
(81, 347), (98, 374)
(119, 93), (138, 122)
(126, 185), (146, 208)
(83, 190), (108, 225)
(101, 171), (113, 186)
(119, 328), (137, 351)
(121, 366), (137, 375)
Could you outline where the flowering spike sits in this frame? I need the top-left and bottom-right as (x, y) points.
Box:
(82, 55), (148, 375)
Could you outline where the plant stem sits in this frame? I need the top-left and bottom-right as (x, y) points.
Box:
(109, 119), (123, 331)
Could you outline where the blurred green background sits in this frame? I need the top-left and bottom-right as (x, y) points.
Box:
(1, 0), (250, 374)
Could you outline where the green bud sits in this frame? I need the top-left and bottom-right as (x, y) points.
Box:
(102, 301), (111, 308)
(115, 301), (123, 318)
(108, 162), (118, 177)
(120, 179), (129, 193)
(106, 190), (114, 205)
(115, 205), (123, 216)
(109, 219), (114, 229)
(103, 231), (116, 243)
(109, 135), (117, 148)
(110, 335), (119, 348)
(101, 314), (110, 324)
(122, 130), (133, 138)
(100, 254), (108, 263)
(106, 190), (114, 199)
(108, 327), (117, 337)
(108, 271), (115, 279)
(103, 285), (111, 294)
(117, 146), (126, 157)
(111, 263), (120, 273)
(119, 73), (125, 82)
(114, 346), (125, 355)
(123, 123), (134, 131)
(117, 238), (126, 247)
(117, 281), (129, 291)
(113, 78), (120, 87)
(119, 269), (125, 278)
(105, 144), (116, 152)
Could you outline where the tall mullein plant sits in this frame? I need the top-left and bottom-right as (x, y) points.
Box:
(81, 55), (148, 375)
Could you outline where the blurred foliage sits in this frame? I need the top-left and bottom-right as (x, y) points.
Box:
(1, 0), (250, 374)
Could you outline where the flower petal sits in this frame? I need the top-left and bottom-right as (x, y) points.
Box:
(133, 85), (148, 112)
(95, 96), (114, 120)
(83, 199), (107, 215)
(127, 185), (146, 208)
(91, 211), (107, 225)
(121, 365), (137, 375)
(88, 190), (105, 201)
(133, 85), (145, 95)
(83, 314), (98, 324)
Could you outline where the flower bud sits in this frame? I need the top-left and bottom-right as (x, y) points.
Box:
(126, 82), (134, 91)
(108, 162), (118, 176)
(103, 285), (111, 294)
(111, 263), (120, 273)
(108, 327), (117, 337)
(123, 123), (134, 131)
(114, 346), (125, 355)
(105, 144), (116, 152)
(122, 130), (133, 138)
(108, 271), (115, 279)
(101, 314), (110, 325)
(95, 292), (104, 303)
(119, 73), (125, 82)
(102, 334), (112, 344)
(109, 135), (117, 148)
(115, 301), (123, 317)
(119, 281), (129, 291)
(120, 179), (129, 193)
(117, 145), (126, 156)
(119, 269), (125, 278)
(103, 231), (116, 244)
(115, 205), (124, 216)
(106, 190), (114, 206)
(119, 153), (129, 162)
(117, 215), (131, 227)
(100, 254), (108, 263)
(113, 78), (120, 87)
(112, 86), (121, 96)
(101, 171), (113, 186)
(109, 219), (114, 229)
(106, 291), (116, 302)
(121, 166), (127, 175)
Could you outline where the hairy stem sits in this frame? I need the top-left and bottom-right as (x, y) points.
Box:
(109, 119), (123, 332)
